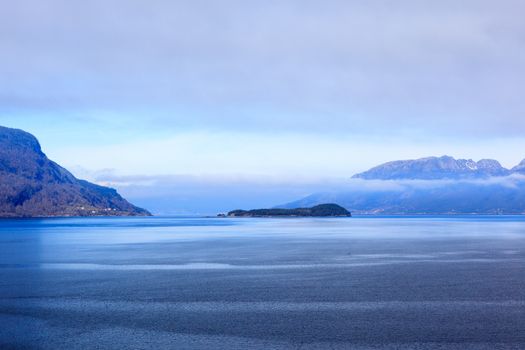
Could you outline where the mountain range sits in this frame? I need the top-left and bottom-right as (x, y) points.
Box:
(352, 155), (524, 180)
(0, 126), (150, 217)
(283, 155), (525, 215)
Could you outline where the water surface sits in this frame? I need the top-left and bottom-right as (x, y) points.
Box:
(1, 216), (524, 349)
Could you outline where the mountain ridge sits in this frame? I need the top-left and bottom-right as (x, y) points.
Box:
(282, 155), (525, 215)
(511, 159), (525, 174)
(352, 155), (518, 180)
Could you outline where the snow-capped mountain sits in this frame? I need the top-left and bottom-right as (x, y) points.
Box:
(511, 159), (525, 174)
(352, 155), (510, 180)
(281, 156), (525, 214)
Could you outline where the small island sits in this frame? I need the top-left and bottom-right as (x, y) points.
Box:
(226, 203), (351, 217)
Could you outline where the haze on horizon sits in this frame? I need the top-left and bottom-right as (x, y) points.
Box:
(1, 0), (525, 213)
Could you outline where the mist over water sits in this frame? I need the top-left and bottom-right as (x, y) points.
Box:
(1, 216), (525, 349)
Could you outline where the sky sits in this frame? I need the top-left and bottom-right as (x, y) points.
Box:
(1, 1), (525, 213)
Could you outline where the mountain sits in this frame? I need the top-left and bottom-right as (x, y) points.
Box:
(227, 204), (351, 217)
(352, 155), (510, 180)
(282, 156), (525, 215)
(283, 181), (525, 215)
(0, 126), (150, 217)
(511, 159), (525, 174)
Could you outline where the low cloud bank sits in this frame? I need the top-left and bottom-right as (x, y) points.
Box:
(285, 175), (525, 214)
(70, 168), (525, 215)
(73, 169), (350, 215)
(342, 174), (525, 192)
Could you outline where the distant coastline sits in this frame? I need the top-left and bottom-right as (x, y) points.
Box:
(223, 204), (351, 218)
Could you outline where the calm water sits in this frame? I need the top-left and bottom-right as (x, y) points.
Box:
(1, 216), (525, 349)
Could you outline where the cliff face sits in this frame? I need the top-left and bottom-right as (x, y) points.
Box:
(0, 126), (150, 217)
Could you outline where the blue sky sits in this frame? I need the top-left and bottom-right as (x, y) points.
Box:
(1, 1), (525, 213)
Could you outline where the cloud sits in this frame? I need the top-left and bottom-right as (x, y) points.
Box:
(78, 170), (350, 215)
(1, 0), (525, 137)
(2, 0), (525, 197)
(339, 174), (525, 192)
(70, 165), (525, 215)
